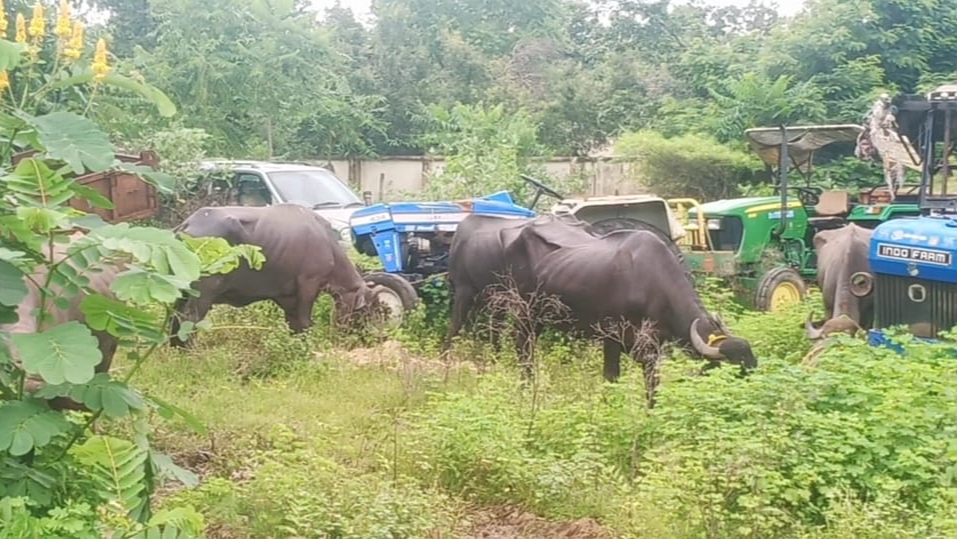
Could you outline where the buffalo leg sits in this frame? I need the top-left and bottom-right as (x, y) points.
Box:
(169, 295), (216, 348)
(602, 338), (621, 382)
(274, 294), (312, 334)
(442, 287), (475, 353)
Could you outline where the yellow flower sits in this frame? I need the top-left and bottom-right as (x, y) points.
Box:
(62, 20), (83, 60)
(0, 71), (9, 93)
(0, 0), (8, 36)
(55, 0), (72, 38)
(28, 1), (45, 39)
(15, 13), (26, 43)
(91, 38), (110, 81)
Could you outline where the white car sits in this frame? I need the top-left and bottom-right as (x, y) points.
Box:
(196, 160), (366, 247)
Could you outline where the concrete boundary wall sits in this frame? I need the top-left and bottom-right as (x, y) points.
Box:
(298, 156), (643, 202)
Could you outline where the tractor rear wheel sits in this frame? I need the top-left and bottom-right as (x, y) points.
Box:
(754, 267), (806, 312)
(363, 272), (419, 326)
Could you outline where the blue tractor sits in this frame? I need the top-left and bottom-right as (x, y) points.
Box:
(865, 84), (957, 349)
(348, 176), (565, 322)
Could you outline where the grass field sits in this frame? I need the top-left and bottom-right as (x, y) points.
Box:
(113, 292), (957, 539)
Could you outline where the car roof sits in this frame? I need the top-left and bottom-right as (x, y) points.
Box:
(199, 159), (336, 174)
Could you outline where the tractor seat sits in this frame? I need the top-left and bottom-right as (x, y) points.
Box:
(807, 190), (850, 230)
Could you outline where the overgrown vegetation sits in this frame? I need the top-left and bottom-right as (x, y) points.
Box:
(123, 294), (956, 539)
(2, 1), (955, 538)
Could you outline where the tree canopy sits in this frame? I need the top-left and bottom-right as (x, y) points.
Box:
(80, 0), (954, 161)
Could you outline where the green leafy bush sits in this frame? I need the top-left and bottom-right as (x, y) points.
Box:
(166, 424), (454, 538)
(0, 9), (260, 537)
(614, 130), (763, 200)
(399, 331), (956, 538)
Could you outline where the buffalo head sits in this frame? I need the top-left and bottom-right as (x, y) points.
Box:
(333, 282), (378, 326)
(689, 318), (757, 371)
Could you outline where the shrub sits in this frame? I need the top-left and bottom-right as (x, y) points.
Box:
(399, 330), (956, 538)
(166, 424), (454, 538)
(614, 130), (763, 200)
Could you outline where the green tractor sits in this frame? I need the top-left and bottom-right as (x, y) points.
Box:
(668, 123), (922, 312)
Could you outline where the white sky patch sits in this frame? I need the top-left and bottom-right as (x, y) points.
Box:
(310, 0), (808, 26)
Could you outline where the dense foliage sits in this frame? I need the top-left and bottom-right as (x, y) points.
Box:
(82, 0), (955, 162)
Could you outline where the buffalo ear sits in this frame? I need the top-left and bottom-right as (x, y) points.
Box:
(223, 215), (253, 245)
(812, 229), (834, 251)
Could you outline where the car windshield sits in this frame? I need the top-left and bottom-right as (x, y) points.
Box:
(266, 169), (363, 208)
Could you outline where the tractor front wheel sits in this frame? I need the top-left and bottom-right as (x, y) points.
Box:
(363, 272), (419, 326)
(754, 267), (806, 313)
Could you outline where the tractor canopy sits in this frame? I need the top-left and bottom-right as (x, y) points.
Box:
(745, 124), (864, 173)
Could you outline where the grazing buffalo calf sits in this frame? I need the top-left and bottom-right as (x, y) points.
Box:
(170, 204), (376, 346)
(806, 224), (875, 340)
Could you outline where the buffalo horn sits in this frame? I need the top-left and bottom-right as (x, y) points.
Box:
(690, 318), (723, 360)
(805, 313), (825, 340)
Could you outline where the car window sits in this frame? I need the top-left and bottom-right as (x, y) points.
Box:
(266, 169), (362, 209)
(236, 173), (271, 207)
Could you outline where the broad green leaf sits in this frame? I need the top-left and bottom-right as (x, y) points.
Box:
(47, 258), (90, 300)
(94, 225), (201, 282)
(33, 373), (146, 419)
(0, 247), (28, 263)
(28, 111), (116, 175)
(2, 157), (76, 208)
(145, 394), (208, 435)
(10, 321), (103, 385)
(71, 183), (116, 210)
(111, 268), (185, 305)
(80, 293), (165, 343)
(180, 234), (265, 274)
(0, 40), (24, 71)
(0, 400), (71, 456)
(115, 162), (176, 195)
(71, 435), (149, 516)
(149, 450), (199, 488)
(15, 206), (69, 233)
(0, 260), (27, 307)
(69, 212), (110, 231)
(52, 72), (178, 118)
(0, 306), (17, 325)
(0, 457), (57, 506)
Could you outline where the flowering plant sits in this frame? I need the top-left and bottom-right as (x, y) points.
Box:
(0, 0), (174, 125)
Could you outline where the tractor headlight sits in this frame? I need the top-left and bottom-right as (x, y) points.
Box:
(849, 271), (874, 297)
(707, 218), (723, 230)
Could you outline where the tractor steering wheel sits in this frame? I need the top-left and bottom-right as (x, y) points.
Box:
(521, 174), (565, 201)
(787, 186), (822, 207)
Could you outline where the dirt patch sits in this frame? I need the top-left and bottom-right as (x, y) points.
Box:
(460, 505), (615, 539)
(332, 339), (478, 375)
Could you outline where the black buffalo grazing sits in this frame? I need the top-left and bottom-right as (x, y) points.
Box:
(1, 232), (122, 411)
(805, 223), (875, 340)
(442, 213), (599, 352)
(503, 220), (757, 406)
(169, 204), (376, 346)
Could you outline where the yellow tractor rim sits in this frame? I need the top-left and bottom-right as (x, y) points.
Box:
(769, 282), (802, 312)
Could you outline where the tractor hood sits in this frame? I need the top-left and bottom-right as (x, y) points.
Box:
(697, 196), (782, 215)
(870, 215), (957, 284)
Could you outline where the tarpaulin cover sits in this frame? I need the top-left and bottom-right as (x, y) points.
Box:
(745, 124), (864, 172)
